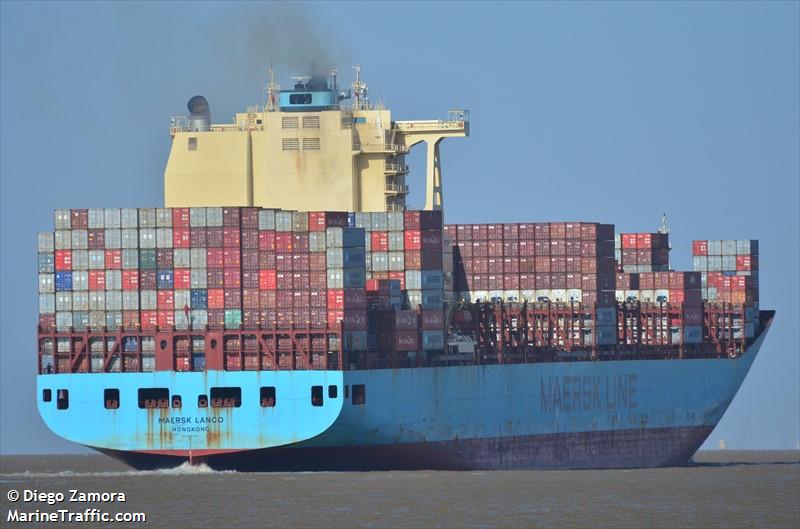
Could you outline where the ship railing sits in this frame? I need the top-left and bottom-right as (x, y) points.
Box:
(384, 162), (409, 174)
(394, 119), (467, 132)
(384, 183), (409, 194)
(354, 143), (409, 154)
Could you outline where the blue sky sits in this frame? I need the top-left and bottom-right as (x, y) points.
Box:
(1, 1), (798, 453)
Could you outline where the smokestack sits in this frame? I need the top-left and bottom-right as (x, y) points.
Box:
(187, 95), (211, 132)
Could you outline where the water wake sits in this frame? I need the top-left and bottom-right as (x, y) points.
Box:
(1, 461), (235, 479)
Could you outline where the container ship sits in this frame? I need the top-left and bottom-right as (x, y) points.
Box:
(35, 68), (774, 470)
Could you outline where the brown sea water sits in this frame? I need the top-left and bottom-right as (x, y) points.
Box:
(1, 451), (798, 528)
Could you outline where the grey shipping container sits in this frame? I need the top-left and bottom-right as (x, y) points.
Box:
(88, 250), (105, 270)
(105, 229), (121, 248)
(55, 291), (72, 311)
(72, 250), (89, 271)
(122, 249), (139, 269)
(72, 271), (89, 290)
(104, 208), (122, 228)
(122, 291), (139, 310)
(138, 208), (157, 228)
(73, 291), (89, 311)
(71, 230), (88, 249)
(258, 209), (276, 230)
(38, 252), (55, 273)
(106, 291), (123, 311)
(39, 294), (56, 314)
(190, 207), (207, 227)
(120, 208), (138, 228)
(88, 208), (105, 229)
(206, 207), (223, 227)
(156, 208), (173, 227)
(55, 230), (71, 250)
(174, 249), (191, 268)
(55, 209), (71, 230)
(38, 232), (55, 252)
(190, 248), (206, 268)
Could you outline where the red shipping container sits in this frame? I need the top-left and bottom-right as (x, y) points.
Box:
(259, 251), (276, 269)
(157, 310), (175, 329)
(518, 240), (535, 256)
(308, 211), (326, 231)
(292, 291), (310, 309)
(371, 232), (389, 251)
(260, 291), (277, 309)
(550, 256), (566, 273)
(105, 249), (122, 269)
(502, 223), (519, 240)
(87, 229), (104, 249)
(174, 268), (191, 289)
(310, 253), (326, 270)
(309, 289), (327, 308)
(206, 227), (224, 247)
(310, 271), (327, 289)
(242, 249), (259, 270)
(580, 223), (597, 241)
(327, 289), (344, 309)
(172, 208), (190, 228)
(122, 310), (139, 329)
(140, 310), (158, 330)
(736, 255), (757, 271)
(206, 269), (224, 288)
(395, 330), (419, 351)
(404, 230), (421, 250)
(292, 253), (310, 271)
(190, 227), (207, 248)
(550, 240), (566, 256)
(420, 249), (443, 269)
(550, 273), (566, 289)
(421, 230), (442, 250)
(88, 270), (105, 290)
(692, 240), (708, 256)
(327, 309), (344, 328)
(223, 248), (241, 268)
(241, 229), (259, 250)
(121, 270), (139, 290)
(259, 230), (276, 251)
(243, 288), (260, 309)
(293, 233), (310, 252)
(534, 240), (550, 257)
(224, 289), (241, 309)
(275, 233), (293, 252)
(565, 240), (581, 257)
(276, 272), (292, 290)
(224, 268), (241, 288)
(222, 207), (241, 227)
(292, 271), (310, 289)
(208, 309), (225, 329)
(565, 222), (581, 240)
(486, 224), (502, 240)
(344, 289), (367, 309)
(502, 241), (519, 257)
(157, 290), (174, 310)
(206, 248), (223, 268)
(173, 228), (190, 248)
(366, 279), (380, 292)
(621, 234), (637, 249)
(403, 211), (421, 230)
(70, 209), (88, 229)
(140, 270), (157, 289)
(223, 227), (240, 247)
(259, 270), (276, 290)
(471, 241), (488, 258)
(519, 257), (535, 273)
(503, 275), (520, 290)
(566, 256), (581, 272)
(155, 249), (171, 269)
(566, 272), (581, 289)
(503, 257), (519, 274)
(55, 250), (72, 270)
(550, 223), (566, 239)
(639, 272), (655, 290)
(388, 271), (405, 290)
(520, 273), (536, 289)
(534, 223), (550, 240)
(636, 233), (652, 249)
(242, 208), (259, 229)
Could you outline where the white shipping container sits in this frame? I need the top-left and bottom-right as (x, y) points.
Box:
(121, 229), (138, 249)
(54, 230), (71, 250)
(387, 212), (404, 231)
(122, 249), (138, 269)
(191, 309), (208, 327)
(693, 256), (707, 271)
(89, 292), (105, 311)
(406, 289), (421, 308)
(140, 290), (157, 310)
(55, 209), (71, 230)
(106, 290), (122, 311)
(174, 289), (191, 308)
(72, 271), (88, 290)
(88, 208), (105, 229)
(275, 211), (293, 231)
(405, 270), (422, 290)
(174, 249), (191, 268)
(174, 310), (190, 330)
(39, 294), (56, 314)
(39, 274), (54, 294)
(38, 232), (55, 252)
(354, 212), (370, 229)
(72, 291), (89, 311)
(138, 208), (156, 228)
(309, 232), (327, 252)
(326, 248), (344, 268)
(707, 240), (722, 255)
(156, 228), (173, 248)
(327, 269), (343, 289)
(721, 240), (737, 255)
(388, 232), (404, 251)
(655, 289), (670, 302)
(72, 311), (89, 330)
(156, 208), (173, 227)
(105, 270), (121, 290)
(190, 248), (206, 268)
(72, 250), (88, 271)
(624, 290), (639, 301)
(88, 250), (105, 270)
(257, 209), (275, 230)
(55, 291), (72, 311)
(104, 229), (121, 248)
(71, 229), (88, 249)
(104, 208), (121, 228)
(89, 311), (105, 329)
(56, 311), (72, 331)
(120, 208), (138, 228)
(190, 268), (207, 289)
(736, 239), (758, 255)
(206, 207), (223, 227)
(122, 291), (139, 310)
(388, 252), (404, 271)
(370, 212), (388, 231)
(372, 252), (389, 272)
(139, 229), (156, 249)
(722, 255), (736, 270)
(190, 207), (207, 227)
(707, 256), (722, 271)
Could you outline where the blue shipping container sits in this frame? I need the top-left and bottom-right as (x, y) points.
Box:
(55, 271), (73, 291)
(157, 270), (174, 290)
(191, 289), (208, 309)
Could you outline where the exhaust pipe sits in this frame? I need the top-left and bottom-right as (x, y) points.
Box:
(187, 95), (210, 132)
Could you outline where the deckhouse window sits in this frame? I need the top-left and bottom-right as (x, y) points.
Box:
(290, 93), (312, 105)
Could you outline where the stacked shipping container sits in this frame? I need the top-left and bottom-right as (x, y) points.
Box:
(614, 233), (669, 273)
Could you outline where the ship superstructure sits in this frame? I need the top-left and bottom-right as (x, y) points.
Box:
(35, 68), (772, 470)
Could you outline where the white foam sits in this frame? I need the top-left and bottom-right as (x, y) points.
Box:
(1, 461), (234, 479)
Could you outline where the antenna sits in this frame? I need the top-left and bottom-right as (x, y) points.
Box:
(659, 212), (670, 235)
(351, 65), (369, 110)
(266, 64), (280, 112)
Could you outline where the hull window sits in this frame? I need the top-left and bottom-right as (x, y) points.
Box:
(42, 389), (52, 402)
(172, 395), (182, 409)
(352, 384), (366, 405)
(198, 394), (208, 408)
(210, 387), (241, 408)
(104, 388), (120, 409)
(328, 385), (338, 399)
(56, 389), (69, 410)
(311, 385), (324, 407)
(138, 388), (169, 409)
(260, 386), (276, 408)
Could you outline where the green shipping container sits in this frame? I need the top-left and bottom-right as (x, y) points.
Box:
(139, 249), (157, 269)
(224, 309), (242, 329)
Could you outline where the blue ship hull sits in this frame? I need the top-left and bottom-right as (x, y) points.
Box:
(37, 314), (774, 470)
